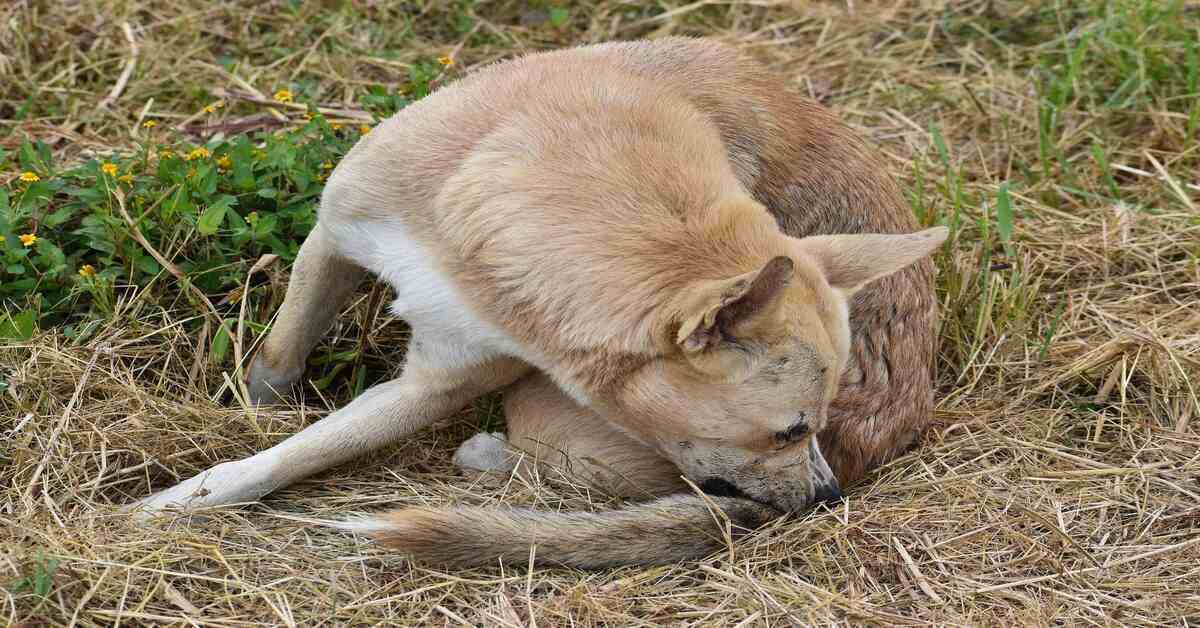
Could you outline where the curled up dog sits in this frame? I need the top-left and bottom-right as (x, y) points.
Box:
(129, 38), (946, 569)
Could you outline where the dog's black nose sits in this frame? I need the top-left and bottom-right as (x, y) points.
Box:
(813, 483), (844, 505)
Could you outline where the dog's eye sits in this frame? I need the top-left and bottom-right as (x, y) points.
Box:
(773, 414), (809, 443)
(762, 356), (790, 373)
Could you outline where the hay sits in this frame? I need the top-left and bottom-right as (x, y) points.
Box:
(4, 0), (1198, 625)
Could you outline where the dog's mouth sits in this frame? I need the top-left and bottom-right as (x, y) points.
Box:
(699, 477), (750, 500)
(698, 476), (838, 513)
(696, 480), (768, 509)
(699, 477), (787, 514)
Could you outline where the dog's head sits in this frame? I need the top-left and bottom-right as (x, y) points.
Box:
(609, 226), (947, 512)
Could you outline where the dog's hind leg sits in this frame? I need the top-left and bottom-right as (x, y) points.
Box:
(246, 223), (365, 404)
(483, 372), (687, 500)
(131, 340), (530, 516)
(370, 373), (773, 569)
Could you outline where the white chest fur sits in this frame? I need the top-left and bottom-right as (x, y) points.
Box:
(322, 217), (526, 369)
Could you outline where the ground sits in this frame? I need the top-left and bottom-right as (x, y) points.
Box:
(2, 1), (1198, 626)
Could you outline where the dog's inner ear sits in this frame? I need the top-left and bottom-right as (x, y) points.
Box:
(675, 255), (794, 354)
(795, 226), (948, 297)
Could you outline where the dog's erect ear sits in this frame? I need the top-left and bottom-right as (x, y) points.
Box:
(675, 256), (794, 353)
(796, 226), (947, 297)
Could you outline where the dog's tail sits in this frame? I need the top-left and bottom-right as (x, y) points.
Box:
(334, 494), (778, 569)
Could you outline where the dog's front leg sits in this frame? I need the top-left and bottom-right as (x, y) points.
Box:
(129, 344), (529, 517)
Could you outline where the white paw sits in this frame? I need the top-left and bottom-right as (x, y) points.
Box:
(452, 432), (516, 474)
(126, 457), (279, 521)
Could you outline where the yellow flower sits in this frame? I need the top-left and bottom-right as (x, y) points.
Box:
(78, 264), (96, 278)
(19, 233), (38, 247)
(217, 155), (232, 169)
(321, 161), (333, 169)
(100, 162), (118, 176)
(225, 286), (245, 305)
(273, 89), (293, 103)
(330, 122), (343, 131)
(186, 147), (211, 161)
(204, 104), (216, 114)
(19, 171), (40, 182)
(246, 211), (260, 225)
(304, 112), (315, 120)
(438, 55), (454, 67)
(142, 120), (157, 129)
(118, 173), (134, 184)
(359, 124), (371, 135)
(158, 149), (174, 159)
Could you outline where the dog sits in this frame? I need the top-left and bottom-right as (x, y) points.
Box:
(130, 37), (945, 569)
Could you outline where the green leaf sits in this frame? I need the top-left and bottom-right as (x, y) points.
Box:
(136, 254), (161, 276)
(36, 240), (66, 272)
(35, 141), (53, 172)
(257, 187), (278, 199)
(163, 186), (192, 220)
(253, 213), (279, 239)
(548, 7), (569, 26)
(197, 195), (237, 236)
(70, 186), (106, 204)
(19, 140), (38, 170)
(197, 163), (218, 195)
(232, 140), (257, 191)
(289, 168), (311, 194)
(210, 321), (233, 364)
(43, 206), (75, 227)
(1, 278), (36, 294)
(0, 309), (37, 340)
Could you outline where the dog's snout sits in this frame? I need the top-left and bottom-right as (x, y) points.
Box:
(813, 479), (843, 505)
(809, 437), (843, 506)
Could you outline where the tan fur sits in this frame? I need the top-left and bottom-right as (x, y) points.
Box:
(135, 38), (944, 569)
(503, 373), (686, 499)
(366, 495), (777, 570)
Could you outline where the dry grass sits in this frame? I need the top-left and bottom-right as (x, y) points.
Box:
(3, 1), (1199, 625)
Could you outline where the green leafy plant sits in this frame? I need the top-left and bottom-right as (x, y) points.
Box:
(0, 102), (397, 330)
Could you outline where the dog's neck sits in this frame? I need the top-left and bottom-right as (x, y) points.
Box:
(541, 195), (796, 400)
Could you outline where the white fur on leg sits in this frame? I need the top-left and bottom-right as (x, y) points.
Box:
(452, 432), (516, 474)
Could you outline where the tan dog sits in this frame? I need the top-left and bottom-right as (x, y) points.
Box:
(130, 38), (944, 569)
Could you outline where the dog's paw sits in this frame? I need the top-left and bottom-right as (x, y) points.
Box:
(245, 354), (302, 405)
(452, 432), (516, 474)
(125, 458), (277, 521)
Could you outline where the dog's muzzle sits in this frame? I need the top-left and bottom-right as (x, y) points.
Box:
(699, 437), (843, 511)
